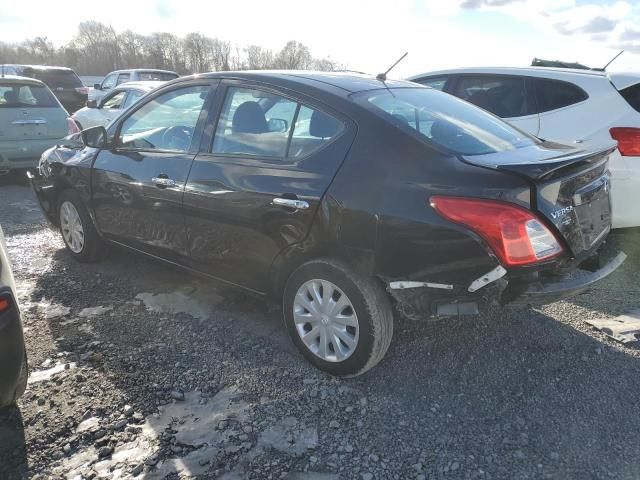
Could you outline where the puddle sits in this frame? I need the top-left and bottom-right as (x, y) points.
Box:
(136, 284), (221, 320)
(78, 306), (113, 318)
(28, 362), (76, 384)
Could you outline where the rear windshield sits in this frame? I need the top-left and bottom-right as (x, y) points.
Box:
(619, 83), (640, 113)
(137, 72), (178, 81)
(357, 87), (537, 156)
(0, 83), (59, 108)
(23, 68), (83, 88)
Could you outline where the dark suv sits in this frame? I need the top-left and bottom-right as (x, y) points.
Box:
(30, 72), (625, 376)
(16, 65), (88, 113)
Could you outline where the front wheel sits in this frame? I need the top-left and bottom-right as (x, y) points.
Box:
(283, 259), (394, 377)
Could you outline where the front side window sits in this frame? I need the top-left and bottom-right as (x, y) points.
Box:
(534, 78), (588, 113)
(118, 85), (209, 152)
(0, 83), (58, 108)
(123, 90), (145, 109)
(102, 91), (126, 109)
(453, 76), (532, 118)
(360, 88), (537, 156)
(212, 86), (343, 159)
(416, 77), (448, 91)
(116, 73), (131, 85)
(101, 74), (117, 90)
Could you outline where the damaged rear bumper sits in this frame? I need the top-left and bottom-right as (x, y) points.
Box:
(509, 251), (626, 305)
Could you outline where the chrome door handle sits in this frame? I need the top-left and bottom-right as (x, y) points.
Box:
(152, 177), (177, 187)
(272, 198), (310, 210)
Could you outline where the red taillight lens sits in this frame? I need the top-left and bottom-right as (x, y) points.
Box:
(610, 127), (640, 156)
(75, 87), (90, 95)
(430, 196), (563, 266)
(67, 117), (80, 135)
(0, 296), (11, 314)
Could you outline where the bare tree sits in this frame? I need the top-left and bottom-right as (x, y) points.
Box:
(0, 23), (344, 75)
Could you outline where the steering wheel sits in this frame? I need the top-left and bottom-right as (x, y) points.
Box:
(162, 125), (194, 151)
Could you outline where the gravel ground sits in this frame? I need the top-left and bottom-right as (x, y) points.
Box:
(1, 177), (640, 480)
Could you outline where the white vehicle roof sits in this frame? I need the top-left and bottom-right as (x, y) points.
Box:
(0, 74), (47, 87)
(408, 66), (640, 91)
(114, 80), (165, 91)
(109, 68), (177, 75)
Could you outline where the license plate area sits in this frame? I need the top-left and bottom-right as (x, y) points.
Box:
(573, 173), (611, 249)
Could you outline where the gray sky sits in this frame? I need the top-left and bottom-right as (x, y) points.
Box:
(1, 0), (638, 76)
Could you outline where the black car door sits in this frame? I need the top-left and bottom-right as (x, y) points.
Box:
(91, 80), (217, 262)
(182, 80), (356, 293)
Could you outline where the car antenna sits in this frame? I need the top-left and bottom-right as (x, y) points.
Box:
(376, 52), (408, 82)
(595, 50), (624, 71)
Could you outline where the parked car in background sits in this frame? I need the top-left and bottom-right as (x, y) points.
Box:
(72, 81), (164, 130)
(0, 75), (79, 174)
(408, 67), (640, 229)
(30, 72), (624, 376)
(0, 225), (28, 409)
(91, 69), (178, 103)
(11, 65), (89, 113)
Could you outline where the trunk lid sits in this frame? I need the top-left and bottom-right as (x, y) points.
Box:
(462, 142), (617, 257)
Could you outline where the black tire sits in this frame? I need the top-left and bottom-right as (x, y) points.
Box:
(0, 350), (27, 410)
(283, 259), (393, 377)
(58, 190), (108, 262)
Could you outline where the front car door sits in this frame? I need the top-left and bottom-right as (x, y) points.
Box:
(91, 80), (216, 262)
(182, 80), (356, 292)
(450, 75), (540, 136)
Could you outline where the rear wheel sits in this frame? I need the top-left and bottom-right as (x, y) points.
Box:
(0, 350), (27, 409)
(283, 259), (393, 377)
(58, 190), (108, 262)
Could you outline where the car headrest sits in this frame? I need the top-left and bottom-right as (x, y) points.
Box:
(3, 90), (18, 105)
(310, 110), (340, 139)
(232, 101), (268, 134)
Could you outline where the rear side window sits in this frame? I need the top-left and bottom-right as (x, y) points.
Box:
(212, 86), (343, 159)
(25, 69), (83, 88)
(116, 73), (131, 85)
(0, 83), (58, 108)
(619, 83), (640, 113)
(452, 76), (532, 118)
(138, 72), (179, 81)
(534, 78), (588, 113)
(359, 87), (537, 156)
(415, 77), (448, 91)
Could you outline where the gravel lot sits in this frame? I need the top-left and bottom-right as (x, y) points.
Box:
(1, 177), (640, 480)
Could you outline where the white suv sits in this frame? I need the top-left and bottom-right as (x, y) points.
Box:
(409, 67), (640, 229)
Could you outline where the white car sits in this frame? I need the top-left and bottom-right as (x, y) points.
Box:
(90, 69), (178, 103)
(408, 67), (640, 229)
(73, 81), (164, 130)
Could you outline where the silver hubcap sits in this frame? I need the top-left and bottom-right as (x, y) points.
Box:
(293, 279), (359, 363)
(60, 201), (84, 254)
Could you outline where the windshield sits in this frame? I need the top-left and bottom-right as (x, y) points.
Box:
(0, 82), (58, 108)
(24, 69), (83, 88)
(357, 87), (537, 156)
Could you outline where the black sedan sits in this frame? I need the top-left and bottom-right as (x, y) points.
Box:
(0, 226), (28, 408)
(30, 71), (625, 376)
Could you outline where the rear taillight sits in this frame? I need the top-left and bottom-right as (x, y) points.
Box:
(75, 87), (90, 95)
(610, 127), (640, 156)
(67, 118), (80, 135)
(430, 196), (563, 266)
(0, 296), (10, 314)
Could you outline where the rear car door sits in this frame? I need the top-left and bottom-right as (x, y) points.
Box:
(91, 80), (216, 262)
(451, 75), (540, 136)
(182, 81), (355, 292)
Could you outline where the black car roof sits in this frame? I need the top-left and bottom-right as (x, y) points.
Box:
(187, 71), (418, 94)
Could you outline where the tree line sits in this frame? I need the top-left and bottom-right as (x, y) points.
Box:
(0, 21), (344, 75)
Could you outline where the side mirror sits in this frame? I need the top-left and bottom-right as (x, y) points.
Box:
(81, 126), (108, 149)
(59, 132), (85, 149)
(94, 83), (101, 90)
(268, 118), (288, 133)
(86, 99), (98, 108)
